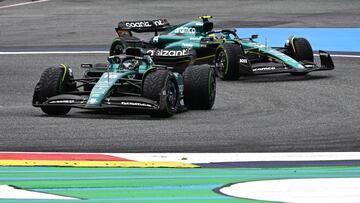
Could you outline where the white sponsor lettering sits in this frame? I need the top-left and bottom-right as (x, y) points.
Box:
(253, 67), (276, 72)
(147, 49), (189, 57)
(49, 100), (75, 104)
(174, 27), (196, 34)
(120, 101), (153, 107)
(153, 36), (159, 43)
(124, 20), (166, 28)
(239, 58), (248, 63)
(153, 19), (166, 26)
(182, 43), (193, 48)
(125, 21), (151, 28)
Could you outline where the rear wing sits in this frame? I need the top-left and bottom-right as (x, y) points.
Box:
(116, 19), (170, 36)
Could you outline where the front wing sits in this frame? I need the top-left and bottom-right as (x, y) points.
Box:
(242, 50), (335, 75)
(33, 94), (160, 112)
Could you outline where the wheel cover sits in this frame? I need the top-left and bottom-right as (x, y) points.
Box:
(215, 50), (227, 78)
(166, 80), (178, 112)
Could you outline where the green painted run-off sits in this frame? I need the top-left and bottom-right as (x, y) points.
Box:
(1, 166), (360, 202)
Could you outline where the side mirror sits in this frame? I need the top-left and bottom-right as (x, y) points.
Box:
(251, 34), (258, 40)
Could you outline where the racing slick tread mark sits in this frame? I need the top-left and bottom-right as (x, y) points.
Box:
(60, 64), (68, 83)
(183, 66), (216, 110)
(33, 66), (74, 115)
(290, 36), (296, 54)
(215, 43), (242, 80)
(142, 70), (178, 117)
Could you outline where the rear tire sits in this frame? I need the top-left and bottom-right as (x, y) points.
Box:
(109, 36), (143, 56)
(110, 37), (126, 56)
(142, 70), (178, 118)
(33, 65), (76, 115)
(183, 66), (216, 110)
(214, 43), (243, 80)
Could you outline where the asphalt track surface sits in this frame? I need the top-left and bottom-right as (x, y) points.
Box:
(0, 0), (360, 152)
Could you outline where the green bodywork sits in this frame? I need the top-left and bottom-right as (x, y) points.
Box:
(1, 165), (359, 202)
(85, 56), (183, 108)
(239, 39), (305, 70)
(148, 19), (306, 71)
(155, 21), (205, 50)
(86, 70), (134, 106)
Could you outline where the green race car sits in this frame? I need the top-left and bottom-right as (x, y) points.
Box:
(32, 48), (216, 117)
(110, 16), (334, 80)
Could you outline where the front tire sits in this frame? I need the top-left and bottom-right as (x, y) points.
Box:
(183, 66), (216, 110)
(33, 65), (76, 115)
(286, 37), (314, 76)
(142, 70), (179, 118)
(287, 37), (314, 62)
(214, 43), (243, 80)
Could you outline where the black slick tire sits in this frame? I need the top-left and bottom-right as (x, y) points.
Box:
(214, 43), (243, 80)
(142, 70), (178, 118)
(32, 65), (75, 115)
(288, 37), (314, 62)
(287, 37), (314, 76)
(110, 37), (126, 56)
(183, 65), (216, 110)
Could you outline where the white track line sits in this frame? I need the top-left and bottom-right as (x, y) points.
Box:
(0, 0), (50, 9)
(314, 54), (360, 58)
(2, 152), (360, 163)
(107, 152), (360, 163)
